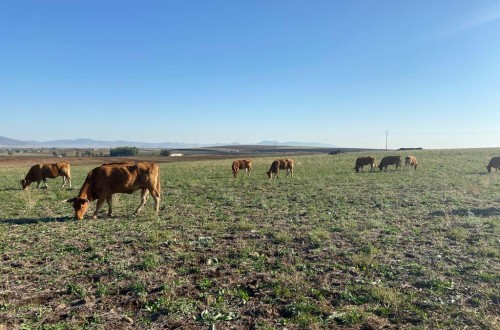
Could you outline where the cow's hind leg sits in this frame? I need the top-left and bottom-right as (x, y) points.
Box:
(150, 188), (160, 214)
(61, 175), (71, 188)
(134, 189), (150, 215)
(106, 195), (113, 217)
(152, 180), (161, 213)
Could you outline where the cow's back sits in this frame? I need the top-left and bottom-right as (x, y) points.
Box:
(40, 164), (60, 178)
(379, 156), (402, 171)
(381, 156), (400, 165)
(488, 157), (500, 167)
(86, 162), (157, 194)
(356, 156), (375, 166)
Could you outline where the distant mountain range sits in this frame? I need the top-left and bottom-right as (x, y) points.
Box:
(0, 136), (336, 149)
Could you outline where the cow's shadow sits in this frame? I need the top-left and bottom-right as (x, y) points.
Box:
(1, 217), (72, 225)
(0, 187), (75, 192)
(0, 187), (23, 192)
(464, 172), (491, 176)
(430, 207), (500, 217)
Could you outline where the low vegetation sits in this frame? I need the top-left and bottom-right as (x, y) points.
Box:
(0, 149), (499, 329)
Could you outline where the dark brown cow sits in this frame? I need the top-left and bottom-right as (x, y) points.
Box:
(378, 156), (402, 172)
(354, 156), (376, 173)
(66, 162), (160, 220)
(232, 159), (252, 178)
(21, 161), (71, 190)
(486, 157), (500, 173)
(405, 155), (418, 170)
(266, 158), (294, 179)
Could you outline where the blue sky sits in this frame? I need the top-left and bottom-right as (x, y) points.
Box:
(1, 1), (499, 149)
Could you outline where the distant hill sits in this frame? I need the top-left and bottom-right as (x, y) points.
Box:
(0, 136), (35, 147)
(0, 136), (336, 149)
(257, 140), (337, 148)
(0, 136), (201, 149)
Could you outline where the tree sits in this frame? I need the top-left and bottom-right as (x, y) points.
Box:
(110, 147), (139, 157)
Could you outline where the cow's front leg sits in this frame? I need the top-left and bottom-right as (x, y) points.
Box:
(93, 197), (106, 219)
(43, 179), (49, 188)
(61, 177), (66, 188)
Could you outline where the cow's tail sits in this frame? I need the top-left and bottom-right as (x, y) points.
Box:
(66, 164), (72, 180)
(155, 175), (161, 198)
(232, 162), (238, 178)
(152, 165), (161, 198)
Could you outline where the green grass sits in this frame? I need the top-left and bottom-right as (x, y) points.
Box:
(0, 149), (499, 329)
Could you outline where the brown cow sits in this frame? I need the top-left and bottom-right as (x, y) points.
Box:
(486, 157), (500, 173)
(66, 162), (160, 220)
(232, 159), (252, 178)
(405, 155), (418, 170)
(21, 161), (71, 190)
(378, 156), (402, 172)
(266, 159), (294, 179)
(354, 156), (376, 173)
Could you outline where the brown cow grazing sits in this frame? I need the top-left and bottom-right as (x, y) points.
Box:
(232, 159), (252, 178)
(486, 157), (500, 173)
(405, 155), (418, 170)
(378, 156), (402, 172)
(66, 162), (160, 220)
(354, 156), (376, 173)
(21, 161), (71, 190)
(266, 158), (294, 179)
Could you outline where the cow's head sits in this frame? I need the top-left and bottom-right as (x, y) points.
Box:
(266, 171), (272, 179)
(20, 179), (30, 190)
(66, 197), (90, 220)
(486, 166), (492, 173)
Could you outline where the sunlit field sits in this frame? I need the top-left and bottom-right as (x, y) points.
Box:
(0, 149), (499, 329)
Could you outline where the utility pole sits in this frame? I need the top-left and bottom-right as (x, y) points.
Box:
(385, 130), (389, 150)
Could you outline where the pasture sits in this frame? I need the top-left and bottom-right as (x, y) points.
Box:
(0, 149), (499, 329)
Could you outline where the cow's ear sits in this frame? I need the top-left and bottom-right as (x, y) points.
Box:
(65, 198), (76, 203)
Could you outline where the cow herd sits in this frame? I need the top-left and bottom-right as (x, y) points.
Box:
(354, 155), (418, 172)
(231, 158), (295, 179)
(20, 161), (160, 220)
(19, 155), (499, 220)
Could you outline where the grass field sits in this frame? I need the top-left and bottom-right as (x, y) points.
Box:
(0, 149), (499, 329)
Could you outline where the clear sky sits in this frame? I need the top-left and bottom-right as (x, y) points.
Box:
(1, 1), (500, 149)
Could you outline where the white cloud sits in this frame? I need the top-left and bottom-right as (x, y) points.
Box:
(440, 4), (500, 37)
